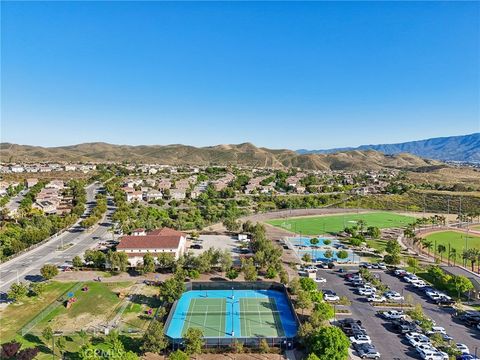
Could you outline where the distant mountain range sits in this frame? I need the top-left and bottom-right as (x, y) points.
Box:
(297, 133), (480, 162)
(0, 142), (440, 171)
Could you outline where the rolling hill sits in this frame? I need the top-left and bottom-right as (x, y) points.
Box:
(0, 142), (440, 170)
(297, 133), (480, 162)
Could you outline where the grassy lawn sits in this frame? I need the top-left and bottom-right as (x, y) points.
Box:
(267, 211), (415, 235)
(0, 281), (149, 359)
(423, 231), (480, 263)
(0, 281), (73, 341)
(37, 281), (134, 333)
(366, 239), (389, 253)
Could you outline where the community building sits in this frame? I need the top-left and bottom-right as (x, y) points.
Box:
(116, 227), (187, 267)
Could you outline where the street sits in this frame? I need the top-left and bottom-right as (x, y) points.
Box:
(0, 183), (115, 296)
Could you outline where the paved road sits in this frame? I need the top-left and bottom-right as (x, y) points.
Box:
(4, 189), (28, 214)
(318, 268), (480, 359)
(0, 183), (115, 296)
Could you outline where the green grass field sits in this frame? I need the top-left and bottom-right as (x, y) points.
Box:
(267, 212), (415, 235)
(423, 230), (480, 263)
(0, 280), (150, 360)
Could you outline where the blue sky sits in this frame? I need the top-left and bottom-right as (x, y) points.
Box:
(1, 1), (479, 149)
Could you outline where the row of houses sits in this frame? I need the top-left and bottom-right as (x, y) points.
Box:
(33, 180), (71, 215)
(0, 163), (96, 174)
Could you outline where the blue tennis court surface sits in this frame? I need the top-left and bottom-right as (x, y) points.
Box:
(165, 289), (298, 339)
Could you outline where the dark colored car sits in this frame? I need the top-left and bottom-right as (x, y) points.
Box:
(190, 244), (203, 249)
(390, 319), (418, 334)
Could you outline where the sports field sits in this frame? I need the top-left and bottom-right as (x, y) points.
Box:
(423, 230), (480, 263)
(267, 212), (415, 235)
(165, 289), (297, 339)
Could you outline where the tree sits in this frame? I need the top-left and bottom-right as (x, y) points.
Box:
(310, 238), (319, 246)
(307, 326), (350, 360)
(29, 282), (47, 297)
(55, 336), (66, 358)
(384, 239), (402, 265)
(226, 268), (239, 281)
(142, 253), (156, 274)
(72, 255), (83, 268)
(159, 277), (185, 303)
(219, 249), (233, 272)
(448, 247), (457, 266)
(306, 354), (321, 360)
(422, 240), (433, 256)
(241, 258), (257, 281)
(302, 253), (312, 263)
(16, 348), (39, 360)
(296, 290), (313, 315)
(157, 253), (175, 271)
(406, 257), (420, 274)
(337, 250), (349, 260)
(323, 239), (332, 246)
(7, 282), (28, 303)
(300, 277), (317, 292)
(289, 278), (301, 295)
(184, 328), (204, 355)
(324, 250), (333, 260)
(107, 250), (129, 272)
(168, 350), (189, 360)
(40, 264), (59, 280)
(311, 301), (334, 325)
(279, 268), (289, 285)
(448, 275), (474, 299)
(437, 244), (446, 262)
(1, 341), (21, 358)
(42, 327), (53, 347)
(141, 319), (167, 354)
(367, 226), (381, 239)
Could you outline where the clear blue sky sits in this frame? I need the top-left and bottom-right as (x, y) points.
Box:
(1, 1), (479, 149)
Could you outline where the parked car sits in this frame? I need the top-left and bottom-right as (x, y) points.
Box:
(418, 349), (448, 360)
(367, 295), (386, 303)
(349, 334), (372, 345)
(455, 343), (469, 355)
(427, 326), (446, 335)
(380, 310), (405, 320)
(358, 288), (376, 296)
(355, 343), (381, 359)
(315, 277), (327, 283)
(324, 290), (340, 302)
(391, 319), (418, 334)
(384, 291), (404, 301)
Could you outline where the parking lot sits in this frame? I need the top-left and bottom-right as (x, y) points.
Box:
(187, 234), (247, 263)
(317, 267), (480, 359)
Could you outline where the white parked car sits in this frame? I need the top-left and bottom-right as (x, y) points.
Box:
(324, 290), (340, 302)
(380, 310), (406, 320)
(418, 349), (448, 360)
(315, 277), (327, 283)
(456, 343), (470, 354)
(367, 295), (386, 303)
(384, 291), (404, 301)
(394, 269), (407, 276)
(358, 288), (376, 296)
(410, 338), (433, 348)
(305, 266), (317, 273)
(427, 326), (446, 335)
(405, 332), (427, 341)
(349, 334), (372, 345)
(412, 280), (428, 288)
(415, 344), (437, 353)
(376, 262), (387, 270)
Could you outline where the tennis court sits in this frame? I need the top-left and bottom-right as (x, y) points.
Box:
(165, 289), (298, 340)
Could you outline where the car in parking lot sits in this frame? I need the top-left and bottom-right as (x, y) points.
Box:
(358, 288), (376, 296)
(417, 348), (449, 360)
(458, 355), (480, 360)
(324, 290), (340, 301)
(455, 343), (469, 354)
(391, 319), (418, 334)
(384, 290), (404, 301)
(379, 310), (406, 320)
(349, 333), (372, 345)
(367, 294), (386, 303)
(315, 277), (327, 283)
(354, 343), (381, 359)
(456, 311), (480, 327)
(427, 326), (446, 335)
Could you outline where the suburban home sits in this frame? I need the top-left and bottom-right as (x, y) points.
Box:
(116, 227), (187, 267)
(25, 178), (39, 188)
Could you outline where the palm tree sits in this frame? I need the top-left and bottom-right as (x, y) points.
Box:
(462, 249), (479, 271)
(421, 240), (433, 256)
(448, 248), (457, 266)
(437, 244), (446, 263)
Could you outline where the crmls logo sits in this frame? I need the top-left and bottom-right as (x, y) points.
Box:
(83, 348), (116, 357)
